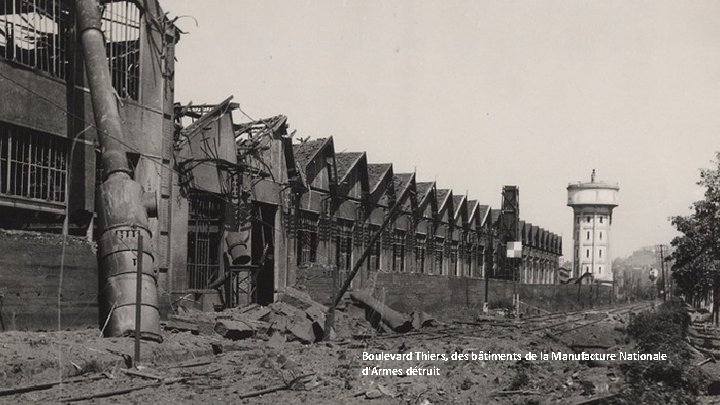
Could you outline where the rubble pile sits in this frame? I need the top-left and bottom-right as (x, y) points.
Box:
(163, 288), (438, 345)
(4, 300), (718, 404)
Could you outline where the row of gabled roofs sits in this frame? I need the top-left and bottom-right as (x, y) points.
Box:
(288, 136), (561, 255)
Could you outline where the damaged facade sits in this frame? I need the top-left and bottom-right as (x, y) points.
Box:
(0, 0), (561, 329)
(171, 105), (563, 309)
(0, 0), (178, 328)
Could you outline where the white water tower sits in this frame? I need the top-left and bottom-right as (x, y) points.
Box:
(567, 170), (619, 283)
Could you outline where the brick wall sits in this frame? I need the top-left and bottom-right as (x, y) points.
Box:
(297, 269), (613, 319)
(0, 231), (98, 331)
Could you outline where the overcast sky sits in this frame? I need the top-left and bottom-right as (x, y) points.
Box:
(164, 0), (720, 259)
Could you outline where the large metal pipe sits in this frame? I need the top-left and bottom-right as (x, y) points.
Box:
(75, 0), (130, 179)
(75, 0), (160, 341)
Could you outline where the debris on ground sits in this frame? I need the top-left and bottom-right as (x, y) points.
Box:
(2, 300), (713, 404)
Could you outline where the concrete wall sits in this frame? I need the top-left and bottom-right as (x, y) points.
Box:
(298, 269), (613, 320)
(0, 231), (98, 331)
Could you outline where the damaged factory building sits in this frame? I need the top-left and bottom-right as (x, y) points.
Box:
(0, 0), (568, 332)
(173, 102), (565, 317)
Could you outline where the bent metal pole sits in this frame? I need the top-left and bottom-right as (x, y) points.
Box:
(75, 0), (161, 341)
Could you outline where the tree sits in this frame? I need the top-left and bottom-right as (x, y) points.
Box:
(669, 152), (720, 323)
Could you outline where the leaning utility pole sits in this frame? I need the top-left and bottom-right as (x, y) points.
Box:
(333, 197), (405, 307)
(75, 0), (160, 340)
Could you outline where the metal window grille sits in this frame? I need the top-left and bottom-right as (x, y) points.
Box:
(0, 0), (68, 79)
(101, 0), (140, 100)
(0, 122), (68, 204)
(414, 234), (426, 274)
(187, 193), (223, 289)
(296, 211), (318, 265)
(391, 230), (405, 272)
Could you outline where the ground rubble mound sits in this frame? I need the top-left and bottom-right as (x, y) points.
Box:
(163, 287), (438, 344)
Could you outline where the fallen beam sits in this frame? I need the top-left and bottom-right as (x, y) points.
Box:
(349, 291), (412, 333)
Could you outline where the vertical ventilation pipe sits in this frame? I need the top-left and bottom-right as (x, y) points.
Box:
(75, 0), (161, 341)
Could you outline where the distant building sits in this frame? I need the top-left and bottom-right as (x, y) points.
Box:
(567, 170), (619, 283)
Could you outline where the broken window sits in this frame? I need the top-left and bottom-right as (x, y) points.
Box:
(100, 0), (140, 100)
(0, 0), (68, 79)
(187, 193), (223, 290)
(0, 121), (68, 204)
(0, 1), (140, 98)
(296, 211), (318, 266)
(391, 230), (405, 272)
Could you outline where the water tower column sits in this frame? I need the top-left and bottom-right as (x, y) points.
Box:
(567, 171), (619, 284)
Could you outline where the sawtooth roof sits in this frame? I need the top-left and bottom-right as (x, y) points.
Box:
(334, 152), (364, 183)
(292, 138), (329, 170)
(367, 163), (392, 192)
